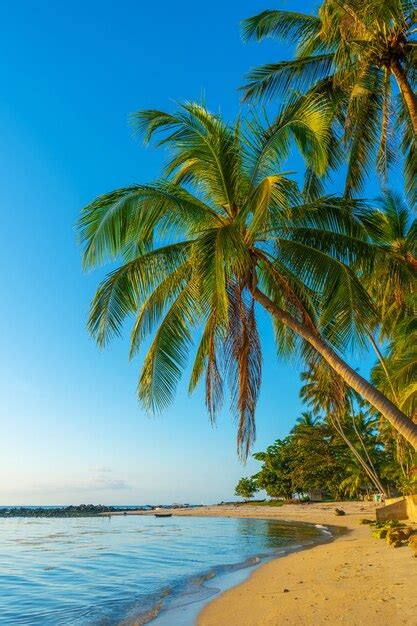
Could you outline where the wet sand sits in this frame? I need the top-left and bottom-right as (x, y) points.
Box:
(171, 501), (416, 626)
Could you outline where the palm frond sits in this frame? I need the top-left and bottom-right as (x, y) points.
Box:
(241, 10), (321, 45)
(80, 100), (415, 456)
(225, 287), (262, 459)
(132, 103), (242, 211)
(244, 93), (333, 184)
(243, 55), (336, 102)
(138, 279), (199, 412)
(87, 242), (191, 346)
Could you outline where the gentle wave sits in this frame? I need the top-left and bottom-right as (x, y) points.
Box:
(0, 515), (323, 625)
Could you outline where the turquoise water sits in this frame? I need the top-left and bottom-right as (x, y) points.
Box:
(0, 515), (322, 625)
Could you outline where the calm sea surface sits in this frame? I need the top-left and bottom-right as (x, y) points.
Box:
(0, 514), (323, 625)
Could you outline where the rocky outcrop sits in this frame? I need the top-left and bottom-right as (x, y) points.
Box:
(0, 504), (120, 517)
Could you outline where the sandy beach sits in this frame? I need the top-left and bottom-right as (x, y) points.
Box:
(169, 502), (417, 626)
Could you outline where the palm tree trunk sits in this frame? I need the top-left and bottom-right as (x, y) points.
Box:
(330, 416), (386, 495)
(367, 332), (400, 405)
(350, 413), (381, 484)
(391, 60), (417, 136)
(252, 288), (417, 449)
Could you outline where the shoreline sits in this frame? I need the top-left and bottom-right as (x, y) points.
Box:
(149, 518), (333, 626)
(169, 502), (416, 626)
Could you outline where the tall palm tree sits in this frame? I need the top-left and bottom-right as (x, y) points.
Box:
(78, 102), (417, 453)
(242, 1), (417, 203)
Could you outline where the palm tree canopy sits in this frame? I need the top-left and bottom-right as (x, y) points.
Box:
(242, 1), (417, 204)
(361, 191), (416, 339)
(359, 192), (416, 460)
(372, 315), (417, 420)
(78, 102), (380, 457)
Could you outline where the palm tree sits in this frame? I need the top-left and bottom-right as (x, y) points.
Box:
(361, 191), (416, 463)
(361, 191), (416, 340)
(299, 362), (387, 494)
(372, 316), (417, 420)
(293, 410), (321, 430)
(372, 313), (417, 476)
(242, 1), (417, 202)
(78, 102), (417, 453)
(338, 460), (373, 498)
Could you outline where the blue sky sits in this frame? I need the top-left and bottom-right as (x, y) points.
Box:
(0, 1), (380, 505)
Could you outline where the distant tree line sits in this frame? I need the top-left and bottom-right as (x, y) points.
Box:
(236, 367), (417, 501)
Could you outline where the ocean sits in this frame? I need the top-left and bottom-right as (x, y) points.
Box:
(0, 513), (326, 624)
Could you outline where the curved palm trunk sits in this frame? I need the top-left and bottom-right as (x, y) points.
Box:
(252, 288), (417, 449)
(367, 332), (400, 405)
(330, 416), (386, 496)
(350, 414), (381, 482)
(391, 60), (417, 136)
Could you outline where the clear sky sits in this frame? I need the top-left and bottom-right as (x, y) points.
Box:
(0, 1), (380, 505)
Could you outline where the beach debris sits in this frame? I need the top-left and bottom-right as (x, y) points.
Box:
(359, 518), (374, 525)
(283, 588), (290, 593)
(369, 520), (417, 550)
(335, 508), (345, 516)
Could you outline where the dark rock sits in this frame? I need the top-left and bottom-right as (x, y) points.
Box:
(0, 505), (119, 518)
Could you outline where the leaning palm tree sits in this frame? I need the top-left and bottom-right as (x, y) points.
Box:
(78, 102), (417, 453)
(242, 1), (417, 203)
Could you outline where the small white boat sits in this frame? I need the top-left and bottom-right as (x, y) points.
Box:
(154, 512), (172, 518)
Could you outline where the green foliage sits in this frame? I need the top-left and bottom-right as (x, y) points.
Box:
(78, 0), (417, 460)
(234, 477), (258, 500)
(246, 406), (401, 500)
(242, 1), (417, 204)
(397, 474), (417, 496)
(369, 521), (415, 549)
(364, 192), (417, 468)
(372, 527), (388, 539)
(253, 439), (294, 499)
(79, 101), (394, 458)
